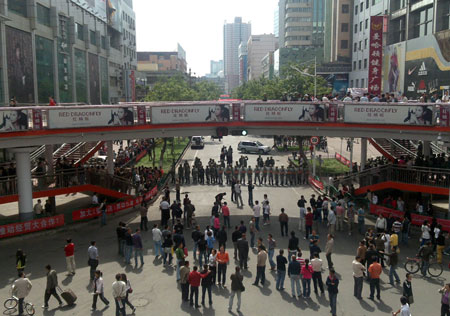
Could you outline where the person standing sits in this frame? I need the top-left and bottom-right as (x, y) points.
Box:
(301, 259), (313, 298)
(440, 284), (450, 316)
(217, 226), (228, 249)
(88, 241), (99, 282)
(248, 181), (255, 207)
(288, 255), (302, 298)
(124, 228), (133, 265)
(288, 231), (299, 263)
(368, 259), (382, 300)
(191, 226), (202, 262)
(160, 197), (170, 227)
(418, 241), (433, 277)
(200, 265), (213, 306)
(180, 261), (190, 302)
(326, 269), (339, 316)
(267, 234), (277, 270)
(392, 296), (411, 316)
(327, 207), (336, 236)
(305, 207), (314, 239)
(216, 246), (229, 287)
(64, 238), (76, 276)
(222, 202), (231, 228)
(116, 222), (126, 256)
(387, 246), (400, 285)
(335, 203), (345, 232)
(352, 256), (365, 299)
(132, 229), (144, 267)
(112, 273), (126, 316)
(298, 196), (307, 231)
(234, 182), (243, 207)
(253, 246), (267, 286)
(16, 249), (26, 274)
(120, 274), (135, 313)
(228, 266), (244, 313)
(42, 265), (63, 309)
(276, 249), (288, 290)
(253, 201), (261, 232)
(12, 272), (32, 316)
(232, 226), (242, 260)
(237, 233), (249, 269)
(311, 253), (324, 294)
(152, 224), (163, 258)
(403, 273), (413, 305)
(249, 217), (256, 248)
(325, 234), (334, 269)
(279, 208), (289, 237)
(91, 270), (109, 311)
(188, 266), (202, 308)
(140, 201), (148, 231)
(175, 243), (187, 282)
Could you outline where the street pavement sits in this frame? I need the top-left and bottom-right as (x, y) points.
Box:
(0, 135), (446, 316)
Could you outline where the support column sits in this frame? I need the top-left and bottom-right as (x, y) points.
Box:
(360, 138), (367, 171)
(11, 148), (34, 221)
(45, 144), (56, 214)
(107, 140), (114, 175)
(349, 137), (354, 170)
(423, 141), (431, 157)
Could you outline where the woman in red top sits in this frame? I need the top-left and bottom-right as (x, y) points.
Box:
(305, 207), (314, 240)
(64, 238), (76, 275)
(301, 259), (314, 298)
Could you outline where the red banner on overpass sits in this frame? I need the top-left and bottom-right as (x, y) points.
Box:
(308, 175), (324, 191)
(335, 153), (351, 167)
(0, 215), (64, 239)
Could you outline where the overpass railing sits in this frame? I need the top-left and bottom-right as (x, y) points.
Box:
(0, 168), (136, 197)
(0, 101), (449, 133)
(335, 164), (450, 190)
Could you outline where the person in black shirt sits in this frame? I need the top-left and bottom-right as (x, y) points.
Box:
(238, 221), (247, 234)
(288, 231), (299, 263)
(191, 226), (203, 262)
(197, 235), (207, 267)
(174, 219), (184, 235)
(217, 226), (228, 249)
(116, 222), (126, 256)
(232, 227), (242, 259)
(276, 249), (288, 290)
(200, 265), (213, 306)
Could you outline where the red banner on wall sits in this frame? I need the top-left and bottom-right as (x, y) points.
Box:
(328, 103), (338, 122)
(0, 215), (64, 239)
(440, 105), (450, 127)
(137, 106), (146, 125)
(368, 16), (383, 96)
(335, 153), (351, 167)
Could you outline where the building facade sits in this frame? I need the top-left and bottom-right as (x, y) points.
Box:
(324, 0), (352, 63)
(208, 60), (224, 78)
(223, 17), (251, 93)
(261, 51), (275, 79)
(238, 42), (248, 85)
(247, 34), (277, 81)
(2, 0), (137, 106)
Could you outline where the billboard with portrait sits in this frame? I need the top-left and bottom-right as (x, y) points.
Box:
(344, 104), (433, 125)
(89, 53), (100, 104)
(151, 104), (230, 124)
(0, 110), (28, 131)
(245, 104), (325, 122)
(6, 27), (34, 103)
(36, 36), (54, 103)
(383, 42), (405, 96)
(48, 107), (134, 129)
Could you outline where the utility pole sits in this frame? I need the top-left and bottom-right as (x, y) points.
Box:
(314, 56), (317, 99)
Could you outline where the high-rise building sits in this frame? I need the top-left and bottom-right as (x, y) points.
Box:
(2, 0), (137, 105)
(223, 17), (252, 93)
(238, 42), (248, 85)
(209, 60), (224, 77)
(247, 34), (278, 80)
(323, 0), (352, 63)
(274, 6), (280, 38)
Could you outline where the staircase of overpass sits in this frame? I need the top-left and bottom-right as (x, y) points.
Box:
(370, 138), (446, 161)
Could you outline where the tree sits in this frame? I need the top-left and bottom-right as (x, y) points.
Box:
(194, 81), (222, 101)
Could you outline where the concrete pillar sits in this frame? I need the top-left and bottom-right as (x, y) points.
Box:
(11, 148), (34, 221)
(361, 138), (368, 171)
(107, 140), (114, 175)
(423, 141), (431, 157)
(349, 137), (354, 170)
(45, 145), (54, 175)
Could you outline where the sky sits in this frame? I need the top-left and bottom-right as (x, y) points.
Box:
(134, 0), (277, 76)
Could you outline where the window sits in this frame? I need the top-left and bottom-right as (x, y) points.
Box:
(350, 80), (354, 87)
(354, 42), (357, 52)
(355, 5), (358, 14)
(364, 39), (368, 49)
(356, 79), (359, 87)
(353, 61), (357, 70)
(341, 23), (349, 32)
(360, 3), (363, 11)
(366, 0), (369, 8)
(361, 78), (365, 88)
(358, 60), (362, 69)
(90, 30), (96, 45)
(410, 6), (434, 39)
(436, 0), (450, 31)
(342, 4), (350, 13)
(37, 4), (51, 26)
(354, 24), (358, 33)
(341, 40), (348, 49)
(8, 0), (27, 17)
(360, 21), (363, 31)
(76, 23), (84, 41)
(365, 19), (369, 29)
(101, 36), (106, 49)
(364, 58), (368, 69)
(359, 41), (362, 50)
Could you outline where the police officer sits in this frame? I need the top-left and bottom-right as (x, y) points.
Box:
(254, 165), (261, 186)
(184, 163), (190, 184)
(218, 165), (224, 185)
(178, 164), (184, 184)
(280, 166), (285, 186)
(247, 166), (253, 184)
(274, 166), (279, 186)
(262, 165), (268, 185)
(192, 166), (198, 185)
(225, 165), (232, 185)
(240, 166), (246, 184)
(205, 166), (211, 185)
(268, 166), (274, 185)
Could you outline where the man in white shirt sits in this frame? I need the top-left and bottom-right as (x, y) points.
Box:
(253, 201), (261, 231)
(33, 199), (43, 218)
(234, 183), (243, 207)
(352, 256), (365, 299)
(152, 224), (163, 258)
(92, 193), (99, 206)
(12, 272), (32, 315)
(160, 198), (170, 227)
(372, 194), (378, 205)
(112, 273), (127, 316)
(392, 296), (411, 316)
(311, 253), (324, 294)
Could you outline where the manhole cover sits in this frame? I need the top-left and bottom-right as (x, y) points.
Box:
(132, 298), (149, 307)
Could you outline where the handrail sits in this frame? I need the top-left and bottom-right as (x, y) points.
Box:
(388, 139), (417, 158)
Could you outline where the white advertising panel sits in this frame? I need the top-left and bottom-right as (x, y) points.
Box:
(245, 104), (325, 122)
(344, 104), (433, 125)
(48, 107), (134, 128)
(151, 104), (230, 124)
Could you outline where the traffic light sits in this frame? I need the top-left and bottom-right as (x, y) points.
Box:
(230, 129), (248, 136)
(216, 127), (228, 137)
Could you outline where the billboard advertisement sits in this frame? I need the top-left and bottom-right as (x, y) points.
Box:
(0, 110), (29, 131)
(48, 107), (134, 128)
(383, 42), (405, 96)
(88, 53), (100, 104)
(245, 104), (325, 122)
(151, 104), (231, 124)
(6, 27), (34, 103)
(35, 36), (54, 103)
(368, 16), (383, 96)
(344, 104), (433, 125)
(107, 0), (122, 31)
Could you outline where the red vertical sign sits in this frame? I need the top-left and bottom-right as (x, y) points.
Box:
(137, 106), (146, 125)
(440, 105), (450, 127)
(232, 104), (241, 121)
(328, 103), (338, 122)
(32, 109), (43, 130)
(368, 16), (383, 96)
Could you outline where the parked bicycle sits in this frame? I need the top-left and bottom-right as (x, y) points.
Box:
(3, 295), (35, 315)
(404, 255), (443, 277)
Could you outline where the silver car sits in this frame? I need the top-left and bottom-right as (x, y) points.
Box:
(237, 140), (270, 154)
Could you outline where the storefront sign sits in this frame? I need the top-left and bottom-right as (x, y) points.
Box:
(245, 104), (325, 122)
(368, 16), (383, 96)
(344, 104), (433, 125)
(0, 215), (64, 238)
(48, 107), (134, 128)
(151, 104), (230, 124)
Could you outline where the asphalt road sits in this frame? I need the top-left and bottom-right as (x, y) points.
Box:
(0, 135), (446, 316)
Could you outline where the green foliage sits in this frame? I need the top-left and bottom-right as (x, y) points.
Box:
(232, 62), (331, 100)
(145, 75), (222, 101)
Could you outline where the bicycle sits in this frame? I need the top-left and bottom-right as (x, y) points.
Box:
(3, 295), (35, 315)
(404, 256), (443, 277)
